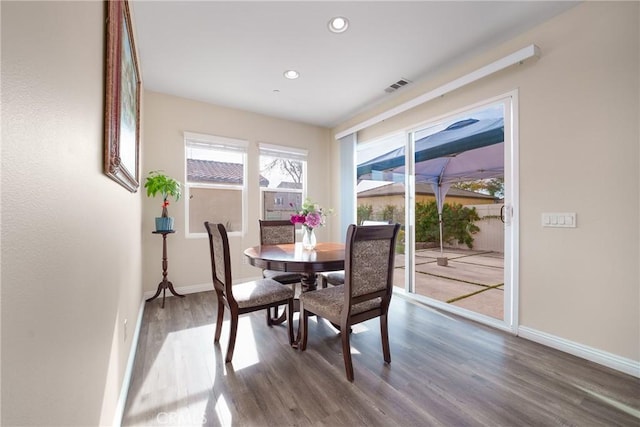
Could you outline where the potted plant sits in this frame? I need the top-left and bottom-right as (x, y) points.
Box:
(144, 170), (182, 231)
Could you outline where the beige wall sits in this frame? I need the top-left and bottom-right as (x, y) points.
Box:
(334, 2), (639, 362)
(141, 91), (332, 293)
(1, 2), (143, 425)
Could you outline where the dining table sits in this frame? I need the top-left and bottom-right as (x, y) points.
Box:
(244, 242), (345, 292)
(244, 242), (346, 346)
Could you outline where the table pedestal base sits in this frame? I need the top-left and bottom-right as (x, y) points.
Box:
(268, 272), (317, 325)
(301, 273), (318, 292)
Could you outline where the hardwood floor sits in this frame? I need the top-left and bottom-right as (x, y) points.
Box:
(122, 291), (639, 426)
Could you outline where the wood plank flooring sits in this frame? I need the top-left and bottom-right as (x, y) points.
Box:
(122, 291), (639, 426)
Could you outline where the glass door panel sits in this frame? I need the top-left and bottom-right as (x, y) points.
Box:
(409, 103), (506, 321)
(355, 99), (513, 327)
(356, 133), (407, 289)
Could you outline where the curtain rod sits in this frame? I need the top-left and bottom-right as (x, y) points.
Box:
(334, 44), (540, 140)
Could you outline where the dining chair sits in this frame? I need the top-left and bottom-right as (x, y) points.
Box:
(318, 220), (393, 288)
(205, 222), (294, 363)
(259, 220), (304, 325)
(298, 223), (401, 381)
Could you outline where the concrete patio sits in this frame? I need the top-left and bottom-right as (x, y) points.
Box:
(393, 248), (504, 319)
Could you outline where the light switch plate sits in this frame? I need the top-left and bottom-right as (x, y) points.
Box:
(542, 212), (577, 228)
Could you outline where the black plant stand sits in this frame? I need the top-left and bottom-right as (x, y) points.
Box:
(147, 230), (184, 308)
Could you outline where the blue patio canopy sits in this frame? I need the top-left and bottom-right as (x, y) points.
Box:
(356, 118), (504, 180)
(356, 117), (505, 258)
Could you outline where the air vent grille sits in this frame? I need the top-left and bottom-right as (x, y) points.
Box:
(384, 78), (411, 93)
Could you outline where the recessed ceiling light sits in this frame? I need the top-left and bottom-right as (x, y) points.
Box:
(328, 16), (349, 33)
(283, 70), (300, 80)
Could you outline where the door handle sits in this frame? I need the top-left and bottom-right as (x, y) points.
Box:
(500, 205), (506, 224)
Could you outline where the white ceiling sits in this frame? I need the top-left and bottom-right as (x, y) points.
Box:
(131, 1), (577, 128)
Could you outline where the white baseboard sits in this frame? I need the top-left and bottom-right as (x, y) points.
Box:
(113, 299), (145, 427)
(518, 326), (640, 378)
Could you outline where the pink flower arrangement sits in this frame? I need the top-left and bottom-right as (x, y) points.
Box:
(290, 198), (329, 230)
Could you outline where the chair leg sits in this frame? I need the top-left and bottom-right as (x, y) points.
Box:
(214, 297), (224, 343)
(225, 311), (238, 363)
(287, 299), (294, 346)
(321, 276), (328, 288)
(341, 322), (354, 381)
(266, 304), (287, 325)
(266, 307), (273, 326)
(299, 308), (309, 351)
(380, 312), (391, 364)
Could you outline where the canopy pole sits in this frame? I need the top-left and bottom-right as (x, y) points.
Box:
(435, 181), (449, 266)
(439, 213), (444, 256)
(437, 210), (448, 266)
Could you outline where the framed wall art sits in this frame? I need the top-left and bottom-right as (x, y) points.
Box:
(104, 0), (141, 192)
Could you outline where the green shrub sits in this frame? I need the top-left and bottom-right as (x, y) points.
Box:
(381, 204), (396, 222)
(415, 200), (480, 248)
(357, 204), (373, 225)
(395, 229), (405, 254)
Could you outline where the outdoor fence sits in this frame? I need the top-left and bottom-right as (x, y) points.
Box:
(449, 203), (504, 253)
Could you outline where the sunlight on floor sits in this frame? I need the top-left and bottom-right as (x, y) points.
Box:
(125, 324), (218, 425)
(351, 323), (369, 334)
(214, 394), (233, 426)
(129, 319), (259, 423)
(217, 316), (260, 370)
(574, 384), (640, 419)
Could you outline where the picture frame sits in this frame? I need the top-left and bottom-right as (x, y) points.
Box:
(104, 0), (141, 192)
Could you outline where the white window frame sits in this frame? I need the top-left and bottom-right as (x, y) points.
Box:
(258, 143), (308, 222)
(184, 131), (248, 238)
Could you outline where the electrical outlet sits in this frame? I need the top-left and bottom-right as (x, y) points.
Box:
(124, 319), (128, 341)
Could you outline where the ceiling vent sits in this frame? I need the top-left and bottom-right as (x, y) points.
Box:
(384, 78), (411, 93)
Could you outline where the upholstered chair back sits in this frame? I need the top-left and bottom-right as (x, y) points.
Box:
(344, 223), (401, 306)
(259, 220), (296, 245)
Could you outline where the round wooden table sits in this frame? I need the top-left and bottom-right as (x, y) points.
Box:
(245, 242), (346, 346)
(244, 242), (345, 291)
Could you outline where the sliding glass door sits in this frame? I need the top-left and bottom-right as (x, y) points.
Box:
(356, 95), (517, 331)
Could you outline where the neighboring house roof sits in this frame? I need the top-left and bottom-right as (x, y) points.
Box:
(358, 182), (498, 200)
(277, 181), (302, 189)
(187, 159), (269, 186)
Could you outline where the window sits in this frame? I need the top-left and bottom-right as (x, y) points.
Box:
(185, 132), (248, 236)
(258, 143), (307, 221)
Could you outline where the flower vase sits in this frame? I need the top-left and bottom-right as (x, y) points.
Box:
(302, 227), (317, 250)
